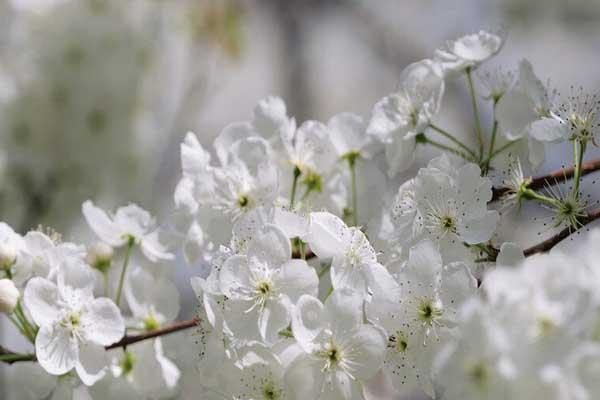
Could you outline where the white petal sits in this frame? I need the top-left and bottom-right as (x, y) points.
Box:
(253, 95), (289, 137)
(258, 300), (290, 344)
(35, 324), (78, 376)
(367, 95), (409, 141)
(328, 112), (366, 157)
(275, 259), (319, 301)
(181, 132), (211, 177)
(342, 325), (387, 380)
(364, 263), (401, 301)
(330, 258), (368, 294)
(407, 239), (443, 281)
(497, 242), (525, 267)
(213, 122), (253, 166)
(284, 355), (324, 399)
(219, 255), (252, 299)
(125, 266), (180, 323)
(23, 277), (61, 327)
(528, 136), (546, 170)
(306, 212), (348, 260)
(325, 290), (363, 338)
(440, 262), (477, 307)
(114, 204), (154, 237)
(496, 90), (538, 140)
(248, 224), (291, 267)
(75, 343), (107, 386)
(154, 339), (181, 389)
(518, 59), (547, 107)
(81, 201), (125, 247)
(140, 231), (174, 262)
(291, 295), (325, 352)
(385, 134), (416, 177)
(81, 298), (125, 346)
(459, 210), (499, 244)
(58, 258), (95, 300)
(529, 117), (569, 143)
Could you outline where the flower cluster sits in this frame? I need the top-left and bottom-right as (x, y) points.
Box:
(3, 28), (600, 400)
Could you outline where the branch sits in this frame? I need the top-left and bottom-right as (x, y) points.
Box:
(0, 346), (36, 364)
(1, 318), (200, 364)
(106, 317), (199, 350)
(480, 209), (600, 263)
(492, 158), (600, 202)
(522, 209), (600, 257)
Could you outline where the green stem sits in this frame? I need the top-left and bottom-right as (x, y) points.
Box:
(0, 352), (36, 363)
(428, 123), (478, 159)
(521, 188), (561, 207)
(466, 67), (484, 160)
(419, 134), (477, 162)
(573, 140), (586, 199)
(484, 100), (499, 173)
(14, 301), (36, 343)
(348, 158), (359, 227)
(300, 241), (306, 260)
(318, 263), (331, 278)
(115, 237), (135, 307)
(485, 139), (521, 162)
(289, 166), (301, 208)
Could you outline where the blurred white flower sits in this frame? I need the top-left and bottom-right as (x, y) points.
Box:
(82, 200), (173, 263)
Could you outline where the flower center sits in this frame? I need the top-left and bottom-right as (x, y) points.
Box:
(388, 332), (408, 353)
(238, 195), (250, 208)
(418, 299), (443, 325)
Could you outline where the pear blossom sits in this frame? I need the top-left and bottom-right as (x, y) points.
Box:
(286, 290), (387, 399)
(434, 30), (503, 74)
(124, 266), (180, 331)
(82, 201), (173, 262)
(496, 60), (569, 168)
(368, 239), (477, 396)
(412, 155), (499, 258)
(219, 224), (318, 344)
(328, 112), (374, 159)
(23, 259), (124, 384)
(306, 211), (398, 299)
(280, 119), (336, 176)
(367, 59), (445, 175)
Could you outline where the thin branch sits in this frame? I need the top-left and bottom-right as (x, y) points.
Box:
(2, 318), (201, 364)
(480, 208), (600, 263)
(522, 209), (600, 257)
(492, 158), (600, 202)
(106, 317), (199, 350)
(0, 346), (36, 364)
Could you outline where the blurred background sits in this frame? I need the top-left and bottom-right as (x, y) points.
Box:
(2, 0), (600, 398)
(2, 0), (600, 236)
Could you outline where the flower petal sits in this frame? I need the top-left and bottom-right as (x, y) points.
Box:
(82, 200), (125, 247)
(23, 277), (61, 327)
(35, 324), (78, 376)
(81, 298), (125, 346)
(75, 343), (108, 386)
(275, 259), (319, 301)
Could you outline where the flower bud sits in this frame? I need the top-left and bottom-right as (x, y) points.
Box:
(86, 242), (114, 273)
(0, 242), (17, 269)
(0, 279), (19, 314)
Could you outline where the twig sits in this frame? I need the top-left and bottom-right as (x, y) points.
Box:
(480, 209), (600, 263)
(492, 158), (600, 202)
(0, 346), (36, 364)
(106, 317), (199, 350)
(522, 209), (600, 257)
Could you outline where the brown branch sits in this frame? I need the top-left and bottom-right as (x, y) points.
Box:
(1, 318), (200, 364)
(522, 209), (600, 257)
(106, 317), (199, 350)
(492, 158), (600, 202)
